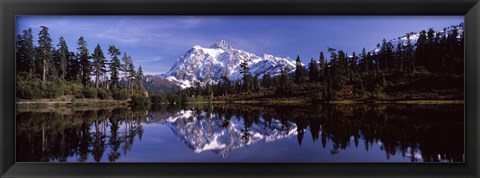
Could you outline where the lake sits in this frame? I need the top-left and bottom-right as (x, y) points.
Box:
(16, 104), (464, 162)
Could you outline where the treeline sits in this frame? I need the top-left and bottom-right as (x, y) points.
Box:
(182, 23), (464, 100)
(16, 26), (145, 100)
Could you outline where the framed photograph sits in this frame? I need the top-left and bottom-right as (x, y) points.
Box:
(1, 0), (479, 177)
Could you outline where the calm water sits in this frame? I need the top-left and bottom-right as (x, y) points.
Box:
(16, 104), (464, 162)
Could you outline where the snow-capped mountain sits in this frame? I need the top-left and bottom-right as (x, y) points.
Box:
(157, 110), (298, 157)
(162, 40), (297, 88)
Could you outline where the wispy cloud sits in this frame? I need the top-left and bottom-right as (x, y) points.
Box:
(134, 56), (164, 63)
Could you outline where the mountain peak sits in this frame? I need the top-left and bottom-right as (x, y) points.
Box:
(163, 40), (297, 89)
(210, 40), (232, 49)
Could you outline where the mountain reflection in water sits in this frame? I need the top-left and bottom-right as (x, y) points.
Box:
(16, 104), (464, 162)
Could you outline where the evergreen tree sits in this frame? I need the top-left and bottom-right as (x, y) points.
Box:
(92, 44), (106, 88)
(395, 42), (404, 72)
(108, 45), (121, 89)
(16, 28), (35, 74)
(220, 75), (231, 96)
(294, 55), (306, 84)
(350, 52), (357, 80)
(415, 30), (427, 68)
(205, 82), (213, 98)
(16, 34), (23, 72)
(127, 62), (136, 94)
(37, 26), (53, 87)
(405, 33), (416, 74)
(261, 72), (272, 89)
(368, 51), (374, 74)
(66, 52), (80, 82)
(319, 52), (326, 81)
(121, 52), (133, 89)
(253, 75), (260, 92)
(337, 50), (347, 75)
(54, 36), (69, 80)
(136, 66), (144, 90)
(361, 48), (369, 73)
(240, 60), (251, 92)
(277, 66), (291, 95)
(77, 36), (91, 86)
(426, 28), (435, 70)
(195, 82), (202, 97)
(386, 41), (394, 71)
(308, 58), (319, 83)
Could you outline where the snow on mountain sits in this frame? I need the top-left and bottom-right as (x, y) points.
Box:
(159, 109), (298, 157)
(161, 40), (297, 88)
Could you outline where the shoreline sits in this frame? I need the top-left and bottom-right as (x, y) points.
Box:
(16, 98), (464, 105)
(185, 99), (464, 105)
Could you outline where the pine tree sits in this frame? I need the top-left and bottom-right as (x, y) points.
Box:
(415, 30), (427, 68)
(221, 75), (231, 96)
(406, 33), (416, 74)
(66, 52), (80, 82)
(319, 52), (326, 81)
(121, 52), (133, 89)
(16, 28), (35, 74)
(395, 42), (404, 72)
(261, 72), (271, 90)
(308, 58), (319, 83)
(350, 52), (357, 80)
(240, 60), (251, 92)
(92, 44), (106, 88)
(127, 62), (136, 94)
(277, 66), (291, 95)
(386, 41), (394, 71)
(379, 39), (388, 71)
(426, 28), (435, 70)
(77, 36), (91, 86)
(361, 48), (369, 73)
(253, 75), (260, 92)
(368, 52), (376, 73)
(108, 45), (121, 89)
(294, 55), (305, 84)
(136, 65), (144, 90)
(55, 36), (69, 80)
(37, 26), (53, 87)
(205, 82), (213, 98)
(16, 34), (23, 72)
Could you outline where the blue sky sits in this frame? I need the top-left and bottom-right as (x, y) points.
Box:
(17, 16), (463, 75)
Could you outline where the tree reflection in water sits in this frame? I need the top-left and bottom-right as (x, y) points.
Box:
(16, 104), (464, 162)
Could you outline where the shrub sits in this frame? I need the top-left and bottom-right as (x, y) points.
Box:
(112, 89), (129, 100)
(97, 88), (109, 100)
(17, 79), (35, 99)
(150, 94), (165, 105)
(45, 81), (64, 99)
(67, 83), (84, 97)
(83, 87), (97, 99)
(131, 96), (150, 108)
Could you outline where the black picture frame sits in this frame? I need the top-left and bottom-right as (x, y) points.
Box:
(1, 0), (479, 177)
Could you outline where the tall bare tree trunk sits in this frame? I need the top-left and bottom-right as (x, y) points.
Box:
(42, 58), (47, 87)
(95, 74), (99, 88)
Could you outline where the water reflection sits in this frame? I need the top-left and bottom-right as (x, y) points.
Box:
(16, 104), (464, 162)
